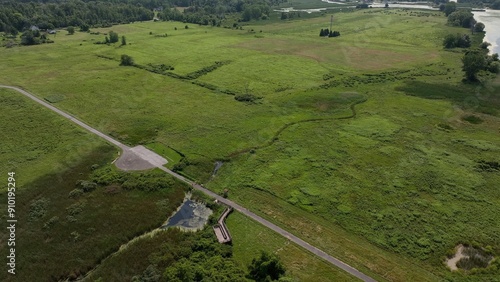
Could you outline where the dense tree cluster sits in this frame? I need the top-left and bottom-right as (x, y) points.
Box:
(160, 0), (286, 25)
(457, 0), (500, 9)
(127, 226), (288, 281)
(0, 0), (154, 34)
(447, 9), (475, 28)
(19, 29), (54, 46)
(120, 54), (135, 66)
(1, 0), (288, 34)
(441, 2), (457, 16)
(356, 3), (370, 8)
(248, 251), (286, 281)
(319, 28), (340, 37)
(443, 33), (471, 48)
(280, 12), (302, 20)
(462, 50), (500, 80)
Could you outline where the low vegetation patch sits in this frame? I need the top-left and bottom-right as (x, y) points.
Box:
(456, 246), (494, 270)
(462, 115), (484, 124)
(44, 94), (65, 103)
(234, 93), (260, 103)
(185, 61), (231, 79)
(476, 160), (500, 172)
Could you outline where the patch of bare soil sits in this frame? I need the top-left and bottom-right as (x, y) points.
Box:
(446, 245), (465, 271)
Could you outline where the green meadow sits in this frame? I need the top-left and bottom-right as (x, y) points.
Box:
(1, 6), (500, 281)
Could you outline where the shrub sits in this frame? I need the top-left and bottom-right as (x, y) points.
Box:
(29, 198), (49, 221)
(456, 246), (493, 270)
(67, 201), (86, 216)
(474, 22), (485, 32)
(120, 54), (134, 66)
(69, 188), (84, 198)
(43, 216), (59, 230)
(80, 24), (90, 32)
(248, 251), (286, 281)
(235, 93), (259, 103)
(109, 31), (119, 43)
(480, 42), (491, 49)
(443, 33), (470, 49)
(462, 115), (483, 124)
(488, 61), (500, 73)
(76, 180), (97, 192)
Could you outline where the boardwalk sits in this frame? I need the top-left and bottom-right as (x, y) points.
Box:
(1, 85), (377, 282)
(213, 207), (232, 243)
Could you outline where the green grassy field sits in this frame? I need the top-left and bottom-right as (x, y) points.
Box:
(1, 7), (500, 281)
(0, 88), (111, 187)
(226, 212), (359, 281)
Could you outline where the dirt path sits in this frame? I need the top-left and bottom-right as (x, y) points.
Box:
(1, 85), (376, 282)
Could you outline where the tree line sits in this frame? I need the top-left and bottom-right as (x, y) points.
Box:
(454, 0), (500, 9)
(0, 0), (288, 34)
(440, 3), (499, 81)
(160, 0), (286, 25)
(0, 0), (153, 34)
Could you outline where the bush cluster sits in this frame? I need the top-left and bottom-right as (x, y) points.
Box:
(443, 33), (471, 49)
(185, 61), (231, 79)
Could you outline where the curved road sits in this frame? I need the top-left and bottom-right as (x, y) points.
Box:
(1, 85), (376, 282)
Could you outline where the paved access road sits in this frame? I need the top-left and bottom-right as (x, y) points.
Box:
(1, 85), (377, 282)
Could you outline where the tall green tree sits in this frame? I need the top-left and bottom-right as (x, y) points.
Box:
(474, 22), (485, 32)
(462, 50), (487, 81)
(120, 54), (134, 66)
(20, 30), (37, 45)
(248, 251), (286, 282)
(443, 2), (456, 16)
(109, 31), (119, 43)
(121, 36), (127, 46)
(447, 10), (474, 28)
(67, 26), (75, 35)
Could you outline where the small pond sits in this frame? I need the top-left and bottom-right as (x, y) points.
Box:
(162, 198), (213, 231)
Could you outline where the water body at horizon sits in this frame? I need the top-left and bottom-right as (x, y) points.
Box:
(473, 10), (500, 55)
(370, 3), (438, 10)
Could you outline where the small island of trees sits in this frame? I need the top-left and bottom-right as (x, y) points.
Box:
(319, 28), (341, 38)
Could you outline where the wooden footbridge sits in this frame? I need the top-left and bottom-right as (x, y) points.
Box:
(213, 207), (233, 244)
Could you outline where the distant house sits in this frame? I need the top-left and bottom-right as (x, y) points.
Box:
(153, 6), (163, 12)
(48, 30), (57, 34)
(30, 25), (40, 31)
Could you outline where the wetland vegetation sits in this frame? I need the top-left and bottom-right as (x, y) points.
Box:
(1, 0), (500, 281)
